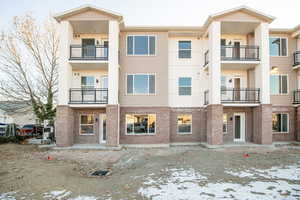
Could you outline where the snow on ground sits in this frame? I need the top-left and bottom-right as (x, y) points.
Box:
(0, 190), (100, 200)
(138, 165), (300, 200)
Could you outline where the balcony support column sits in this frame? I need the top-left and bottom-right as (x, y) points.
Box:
(58, 21), (73, 105)
(297, 106), (300, 141)
(253, 104), (272, 144)
(255, 22), (270, 104)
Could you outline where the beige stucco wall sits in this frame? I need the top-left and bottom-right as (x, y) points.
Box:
(119, 32), (169, 106)
(71, 34), (108, 45)
(270, 34), (298, 106)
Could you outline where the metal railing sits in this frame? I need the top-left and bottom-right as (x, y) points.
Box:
(70, 45), (109, 60)
(204, 90), (209, 105)
(221, 45), (260, 61)
(293, 90), (300, 104)
(204, 50), (209, 67)
(293, 51), (300, 66)
(221, 88), (260, 103)
(69, 88), (108, 104)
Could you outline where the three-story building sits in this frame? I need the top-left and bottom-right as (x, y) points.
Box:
(54, 5), (300, 147)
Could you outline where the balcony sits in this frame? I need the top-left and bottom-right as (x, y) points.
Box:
(69, 45), (108, 61)
(293, 51), (300, 67)
(221, 88), (260, 104)
(204, 88), (260, 105)
(221, 45), (259, 61)
(69, 88), (108, 104)
(293, 90), (300, 104)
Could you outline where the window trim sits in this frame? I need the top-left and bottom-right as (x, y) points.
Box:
(79, 114), (95, 136)
(125, 73), (156, 96)
(126, 35), (157, 56)
(269, 36), (288, 57)
(272, 113), (289, 133)
(270, 74), (289, 95)
(177, 114), (192, 134)
(178, 77), (192, 96)
(125, 113), (157, 135)
(223, 113), (228, 134)
(178, 40), (192, 59)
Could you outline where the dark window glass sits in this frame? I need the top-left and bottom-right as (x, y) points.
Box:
(127, 36), (133, 55)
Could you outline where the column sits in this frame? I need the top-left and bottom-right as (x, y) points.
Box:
(206, 21), (223, 145)
(107, 20), (120, 147)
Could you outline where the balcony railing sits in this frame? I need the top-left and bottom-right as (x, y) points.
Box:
(69, 88), (108, 104)
(221, 45), (259, 61)
(70, 45), (108, 60)
(221, 88), (260, 103)
(204, 50), (209, 67)
(293, 90), (300, 104)
(293, 51), (300, 66)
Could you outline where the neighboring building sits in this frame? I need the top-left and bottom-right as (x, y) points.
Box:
(54, 5), (300, 147)
(0, 102), (37, 126)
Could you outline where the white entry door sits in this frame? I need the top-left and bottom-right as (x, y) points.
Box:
(99, 114), (107, 144)
(233, 113), (246, 142)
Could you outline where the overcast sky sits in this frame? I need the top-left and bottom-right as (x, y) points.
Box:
(0, 0), (299, 29)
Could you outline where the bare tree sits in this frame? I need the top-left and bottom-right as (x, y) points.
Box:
(0, 14), (59, 123)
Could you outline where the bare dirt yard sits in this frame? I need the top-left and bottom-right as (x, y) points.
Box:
(0, 143), (300, 200)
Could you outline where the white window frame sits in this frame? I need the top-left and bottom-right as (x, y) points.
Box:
(177, 114), (192, 134)
(79, 114), (95, 135)
(269, 37), (288, 57)
(126, 35), (157, 56)
(126, 73), (156, 95)
(178, 77), (192, 96)
(272, 113), (289, 133)
(270, 74), (289, 95)
(178, 40), (192, 59)
(125, 114), (156, 135)
(223, 113), (228, 134)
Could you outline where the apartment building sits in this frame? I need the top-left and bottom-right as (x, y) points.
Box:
(54, 5), (300, 147)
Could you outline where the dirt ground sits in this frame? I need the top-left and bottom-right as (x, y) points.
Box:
(0, 143), (300, 200)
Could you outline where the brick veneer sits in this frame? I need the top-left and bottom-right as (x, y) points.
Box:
(206, 104), (223, 145)
(106, 104), (120, 147)
(272, 106), (296, 141)
(296, 106), (300, 141)
(170, 107), (206, 143)
(55, 105), (74, 147)
(253, 104), (272, 144)
(119, 107), (170, 144)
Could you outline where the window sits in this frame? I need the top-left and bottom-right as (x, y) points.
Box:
(178, 41), (191, 58)
(80, 114), (94, 135)
(269, 37), (287, 56)
(81, 76), (95, 89)
(270, 75), (288, 95)
(177, 115), (192, 134)
(127, 35), (155, 55)
(223, 114), (228, 134)
(126, 114), (156, 134)
(272, 113), (289, 133)
(127, 74), (155, 95)
(178, 77), (192, 96)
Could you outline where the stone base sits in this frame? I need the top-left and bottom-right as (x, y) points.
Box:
(297, 106), (300, 141)
(206, 104), (223, 145)
(253, 104), (272, 145)
(55, 105), (74, 147)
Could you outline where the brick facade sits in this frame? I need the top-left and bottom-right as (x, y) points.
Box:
(106, 105), (120, 147)
(253, 104), (273, 145)
(206, 104), (223, 145)
(55, 106), (74, 147)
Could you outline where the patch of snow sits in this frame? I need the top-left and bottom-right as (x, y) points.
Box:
(68, 196), (99, 200)
(139, 166), (300, 200)
(0, 192), (16, 200)
(43, 190), (72, 199)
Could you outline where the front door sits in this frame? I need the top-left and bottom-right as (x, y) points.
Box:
(233, 42), (240, 59)
(233, 78), (241, 101)
(234, 113), (245, 142)
(99, 114), (107, 144)
(82, 38), (95, 58)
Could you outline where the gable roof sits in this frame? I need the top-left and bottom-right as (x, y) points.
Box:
(54, 4), (123, 22)
(203, 6), (275, 28)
